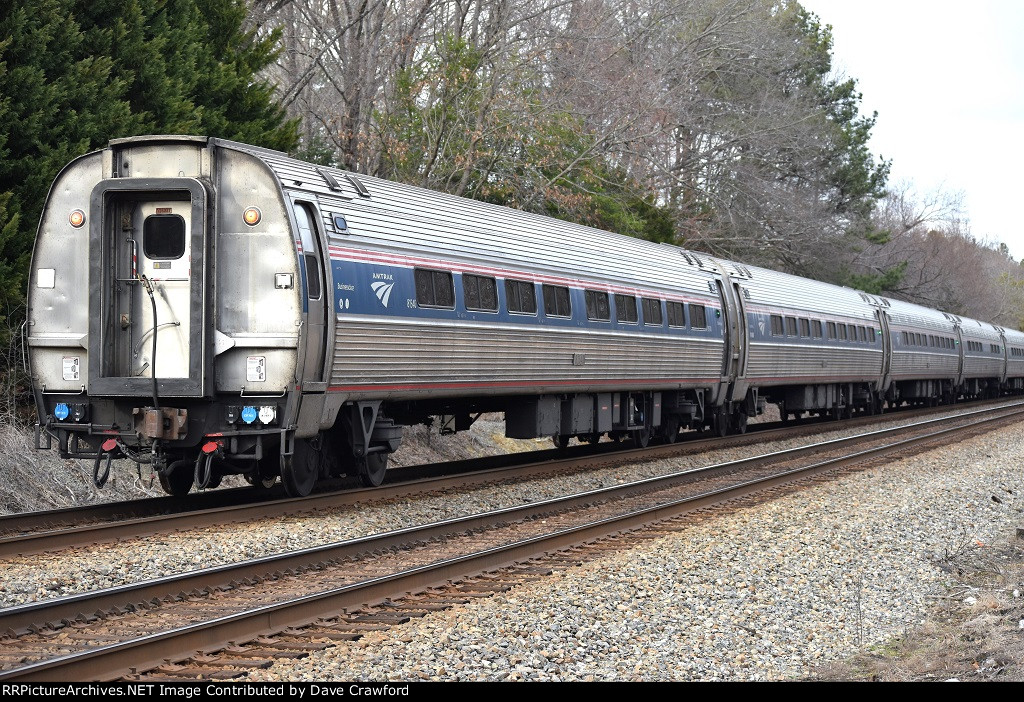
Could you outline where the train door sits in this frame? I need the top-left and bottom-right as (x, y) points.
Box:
(88, 181), (209, 399)
(290, 200), (330, 385)
(997, 329), (1008, 384)
(712, 272), (747, 403)
(131, 201), (192, 378)
(730, 280), (749, 394)
(953, 324), (965, 386)
(875, 307), (892, 393)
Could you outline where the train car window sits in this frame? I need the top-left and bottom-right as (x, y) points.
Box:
(585, 290), (611, 321)
(667, 301), (685, 328)
(303, 254), (321, 299)
(785, 317), (797, 336)
(799, 318), (810, 337)
(464, 274), (498, 312)
(827, 322), (837, 340)
(771, 315), (784, 336)
(414, 268), (455, 309)
(812, 320), (823, 338)
(838, 324), (848, 341)
(690, 304), (708, 329)
(143, 214), (186, 259)
(542, 284), (571, 318)
(992, 344), (1001, 354)
(642, 297), (663, 325)
(861, 327), (868, 342)
(615, 294), (639, 324)
(505, 279), (537, 315)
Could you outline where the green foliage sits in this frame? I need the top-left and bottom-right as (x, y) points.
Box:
(377, 35), (485, 186)
(844, 261), (908, 295)
(0, 0), (298, 333)
(0, 192), (22, 338)
(789, 5), (890, 219)
(376, 33), (676, 244)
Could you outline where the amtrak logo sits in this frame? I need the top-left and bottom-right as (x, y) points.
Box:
(371, 281), (395, 307)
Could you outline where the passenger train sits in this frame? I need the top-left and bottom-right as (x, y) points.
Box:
(26, 135), (1024, 497)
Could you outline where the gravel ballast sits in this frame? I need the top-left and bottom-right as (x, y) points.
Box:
(243, 421), (1024, 682)
(0, 405), (1014, 606)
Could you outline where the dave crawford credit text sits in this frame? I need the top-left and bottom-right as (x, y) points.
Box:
(2, 684), (412, 698)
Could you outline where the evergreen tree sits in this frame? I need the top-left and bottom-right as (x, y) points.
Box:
(0, 0), (298, 341)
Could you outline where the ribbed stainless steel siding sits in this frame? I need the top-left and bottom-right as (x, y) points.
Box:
(885, 298), (958, 334)
(230, 142), (724, 298)
(732, 263), (877, 320)
(962, 319), (1004, 379)
(746, 343), (882, 384)
(330, 318), (723, 401)
(223, 140), (1021, 397)
(1004, 328), (1024, 379)
(891, 350), (960, 380)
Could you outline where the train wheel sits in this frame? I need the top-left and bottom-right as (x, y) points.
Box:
(662, 416), (680, 444)
(281, 439), (318, 497)
(712, 409), (730, 437)
(583, 432), (603, 445)
(552, 434), (570, 450)
(631, 427), (651, 448)
(356, 453), (388, 487)
(246, 472), (277, 490)
(733, 410), (748, 434)
(158, 460), (194, 497)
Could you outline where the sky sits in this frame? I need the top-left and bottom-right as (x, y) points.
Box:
(798, 0), (1024, 258)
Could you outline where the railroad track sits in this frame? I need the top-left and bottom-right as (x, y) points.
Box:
(1, 400), (1021, 681)
(2, 398), (1017, 558)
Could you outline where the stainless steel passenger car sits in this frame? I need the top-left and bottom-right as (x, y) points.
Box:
(26, 136), (1024, 497)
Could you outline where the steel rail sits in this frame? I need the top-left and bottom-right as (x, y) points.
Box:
(1, 402), (1021, 681)
(3, 398), (1020, 558)
(4, 396), (1006, 538)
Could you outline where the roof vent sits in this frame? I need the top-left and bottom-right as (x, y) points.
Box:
(316, 167), (344, 192)
(345, 174), (370, 198)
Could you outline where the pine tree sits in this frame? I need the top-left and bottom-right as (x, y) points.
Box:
(0, 0), (299, 342)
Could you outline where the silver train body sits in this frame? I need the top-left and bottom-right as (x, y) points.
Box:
(27, 136), (1024, 495)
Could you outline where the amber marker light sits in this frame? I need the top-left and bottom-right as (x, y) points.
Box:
(243, 207), (262, 226)
(69, 209), (85, 228)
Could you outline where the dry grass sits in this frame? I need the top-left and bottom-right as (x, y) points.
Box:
(0, 413), (542, 515)
(811, 531), (1024, 682)
(0, 422), (166, 514)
